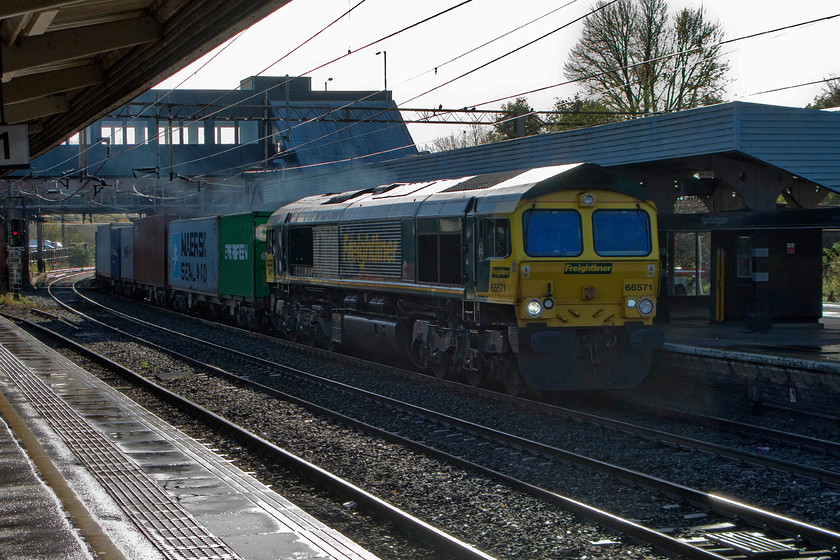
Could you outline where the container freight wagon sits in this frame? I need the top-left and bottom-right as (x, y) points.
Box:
(95, 224), (130, 287)
(119, 226), (133, 282)
(218, 212), (271, 328)
(133, 213), (185, 304)
(94, 224), (112, 281)
(169, 216), (220, 300)
(168, 212), (271, 327)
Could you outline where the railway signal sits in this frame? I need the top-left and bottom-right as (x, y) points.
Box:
(8, 219), (25, 247)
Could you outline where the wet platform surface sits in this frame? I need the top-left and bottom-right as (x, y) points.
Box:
(661, 308), (840, 370)
(0, 316), (379, 560)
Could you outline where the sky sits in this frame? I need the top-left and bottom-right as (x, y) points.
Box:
(155, 0), (840, 149)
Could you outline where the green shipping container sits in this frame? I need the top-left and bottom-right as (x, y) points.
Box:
(219, 212), (271, 300)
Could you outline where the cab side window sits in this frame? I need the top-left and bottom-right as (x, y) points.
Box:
(482, 218), (510, 259)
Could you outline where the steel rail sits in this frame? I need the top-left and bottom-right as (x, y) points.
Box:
(7, 307), (498, 560)
(44, 282), (840, 556)
(610, 399), (840, 458)
(7, 308), (731, 560)
(72, 282), (840, 489)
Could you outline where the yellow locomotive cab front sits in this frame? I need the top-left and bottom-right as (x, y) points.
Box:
(510, 189), (664, 391)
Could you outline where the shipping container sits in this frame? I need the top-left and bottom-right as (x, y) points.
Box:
(133, 214), (175, 289)
(109, 226), (127, 280)
(95, 224), (112, 278)
(169, 216), (220, 295)
(119, 225), (134, 281)
(219, 212), (271, 301)
(96, 224), (129, 279)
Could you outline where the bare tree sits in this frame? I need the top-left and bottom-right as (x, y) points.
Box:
(564, 0), (728, 115)
(427, 125), (493, 152)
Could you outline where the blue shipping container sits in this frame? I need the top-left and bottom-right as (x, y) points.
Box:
(120, 225), (134, 281)
(169, 216), (220, 294)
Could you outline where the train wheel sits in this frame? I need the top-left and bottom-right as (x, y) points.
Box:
(408, 340), (429, 371)
(431, 351), (454, 380)
(503, 367), (528, 397)
(298, 327), (319, 347)
(465, 368), (486, 388)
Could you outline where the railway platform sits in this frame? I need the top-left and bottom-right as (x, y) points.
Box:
(0, 316), (379, 560)
(656, 308), (840, 416)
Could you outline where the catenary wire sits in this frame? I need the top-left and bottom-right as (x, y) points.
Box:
(17, 0), (476, 189)
(14, 8), (840, 197)
(175, 8), (840, 179)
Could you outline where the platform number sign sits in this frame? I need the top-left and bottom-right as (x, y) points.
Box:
(0, 125), (30, 168)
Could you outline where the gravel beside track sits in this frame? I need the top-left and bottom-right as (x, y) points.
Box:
(6, 291), (665, 560)
(8, 285), (840, 557)
(78, 288), (840, 528)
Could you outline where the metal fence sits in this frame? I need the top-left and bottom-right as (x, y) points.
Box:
(29, 247), (70, 271)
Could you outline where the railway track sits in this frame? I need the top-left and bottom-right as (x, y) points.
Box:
(73, 279), (840, 490)
(13, 275), (836, 558)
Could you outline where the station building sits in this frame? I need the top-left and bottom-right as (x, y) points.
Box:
(8, 75), (417, 217)
(251, 102), (840, 328)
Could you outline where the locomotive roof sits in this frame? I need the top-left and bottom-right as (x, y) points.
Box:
(268, 163), (648, 226)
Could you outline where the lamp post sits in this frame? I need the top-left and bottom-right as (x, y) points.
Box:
(325, 77), (333, 91)
(375, 50), (387, 92)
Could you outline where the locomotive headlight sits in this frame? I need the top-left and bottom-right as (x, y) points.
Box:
(637, 297), (655, 316)
(543, 297), (555, 310)
(525, 298), (543, 318)
(626, 297), (637, 309)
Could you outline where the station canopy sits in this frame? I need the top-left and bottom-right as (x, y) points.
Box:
(257, 102), (840, 217)
(0, 0), (290, 168)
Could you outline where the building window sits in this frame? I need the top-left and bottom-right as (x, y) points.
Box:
(239, 121), (259, 145)
(184, 123), (205, 145)
(101, 123), (124, 145)
(215, 123), (237, 144)
(125, 125), (149, 145)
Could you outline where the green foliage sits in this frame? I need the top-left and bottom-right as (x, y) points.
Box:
(820, 191), (840, 207)
(0, 293), (35, 308)
(807, 77), (840, 110)
(544, 95), (622, 132)
(489, 97), (544, 141)
(822, 242), (840, 301)
(35, 222), (96, 247)
(67, 244), (93, 267)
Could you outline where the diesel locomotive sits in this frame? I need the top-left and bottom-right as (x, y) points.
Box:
(95, 163), (663, 395)
(264, 163), (664, 394)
